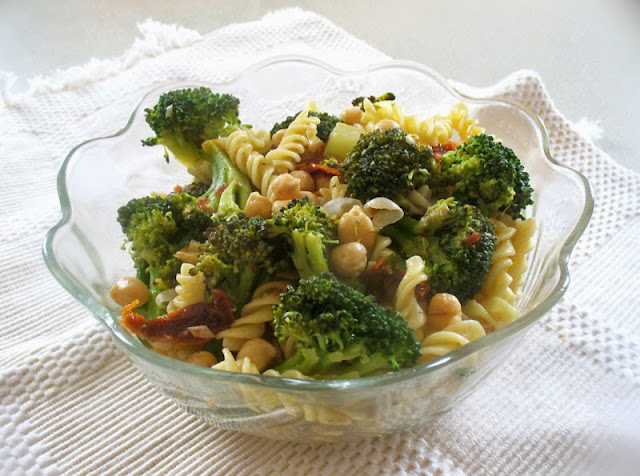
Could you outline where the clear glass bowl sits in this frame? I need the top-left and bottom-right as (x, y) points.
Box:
(43, 56), (593, 441)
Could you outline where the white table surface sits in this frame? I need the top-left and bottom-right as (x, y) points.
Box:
(1, 0), (639, 174)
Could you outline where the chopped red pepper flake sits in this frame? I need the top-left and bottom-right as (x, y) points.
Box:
(465, 231), (480, 246)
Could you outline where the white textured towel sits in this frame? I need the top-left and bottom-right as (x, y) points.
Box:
(1, 9), (639, 476)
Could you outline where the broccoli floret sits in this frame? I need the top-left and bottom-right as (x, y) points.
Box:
(117, 190), (212, 317)
(270, 110), (340, 142)
(351, 92), (396, 110)
(383, 198), (496, 303)
(196, 213), (282, 310)
(266, 197), (338, 279)
(273, 273), (421, 377)
(341, 128), (436, 203)
(142, 87), (241, 171)
(429, 133), (534, 219)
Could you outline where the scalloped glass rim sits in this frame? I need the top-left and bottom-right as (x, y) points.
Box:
(43, 55), (593, 392)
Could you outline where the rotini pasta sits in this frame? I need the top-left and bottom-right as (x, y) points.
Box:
(395, 256), (428, 340)
(316, 175), (349, 203)
(166, 263), (206, 314)
(419, 319), (486, 364)
(463, 217), (536, 330)
(264, 109), (319, 171)
(218, 129), (275, 195)
(358, 98), (454, 146)
(448, 102), (484, 141)
(216, 281), (289, 351)
(395, 184), (434, 216)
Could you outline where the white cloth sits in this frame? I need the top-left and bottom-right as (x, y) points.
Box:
(1, 8), (639, 476)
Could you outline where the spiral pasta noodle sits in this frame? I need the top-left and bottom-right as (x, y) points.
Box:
(264, 109), (319, 170)
(508, 217), (536, 294)
(216, 281), (290, 351)
(359, 98), (454, 146)
(419, 319), (486, 364)
(462, 217), (536, 330)
(317, 176), (349, 203)
(448, 102), (484, 141)
(395, 184), (434, 216)
(218, 129), (275, 195)
(166, 263), (206, 314)
(395, 256), (428, 341)
(367, 234), (394, 269)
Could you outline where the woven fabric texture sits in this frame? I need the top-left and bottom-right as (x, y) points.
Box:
(1, 8), (638, 476)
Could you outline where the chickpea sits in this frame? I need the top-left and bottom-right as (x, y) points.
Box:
(337, 205), (376, 250)
(110, 276), (150, 307)
(270, 174), (301, 201)
(187, 351), (218, 367)
(272, 199), (290, 214)
(290, 170), (315, 192)
(330, 242), (368, 278)
(340, 107), (364, 125)
(244, 191), (273, 219)
(428, 293), (462, 330)
(314, 174), (332, 190)
(297, 191), (320, 204)
(375, 119), (400, 131)
(272, 128), (286, 147)
(237, 338), (277, 372)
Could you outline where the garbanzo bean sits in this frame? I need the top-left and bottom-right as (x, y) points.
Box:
(375, 119), (401, 131)
(272, 199), (290, 214)
(270, 174), (301, 201)
(237, 338), (277, 372)
(330, 242), (368, 278)
(290, 170), (315, 192)
(187, 351), (218, 367)
(428, 293), (463, 330)
(340, 107), (364, 125)
(110, 277), (150, 307)
(337, 205), (376, 250)
(244, 191), (273, 219)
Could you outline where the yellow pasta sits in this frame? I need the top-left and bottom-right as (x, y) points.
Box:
(394, 184), (434, 216)
(166, 263), (206, 314)
(463, 217), (536, 330)
(217, 281), (290, 351)
(217, 129), (276, 195)
(265, 110), (319, 169)
(316, 175), (349, 203)
(419, 319), (486, 364)
(448, 102), (484, 141)
(395, 256), (428, 340)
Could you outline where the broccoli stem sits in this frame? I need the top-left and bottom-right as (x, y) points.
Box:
(291, 230), (330, 278)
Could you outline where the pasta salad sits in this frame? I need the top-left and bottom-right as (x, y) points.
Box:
(111, 88), (535, 379)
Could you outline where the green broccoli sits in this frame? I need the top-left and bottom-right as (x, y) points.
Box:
(270, 110), (340, 142)
(142, 87), (241, 170)
(266, 197), (338, 278)
(196, 213), (284, 311)
(117, 190), (212, 317)
(273, 273), (421, 377)
(351, 92), (396, 110)
(383, 197), (497, 303)
(341, 128), (436, 203)
(141, 88), (253, 214)
(197, 141), (253, 215)
(429, 133), (534, 219)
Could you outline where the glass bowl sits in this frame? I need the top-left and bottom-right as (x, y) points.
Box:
(43, 56), (593, 441)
